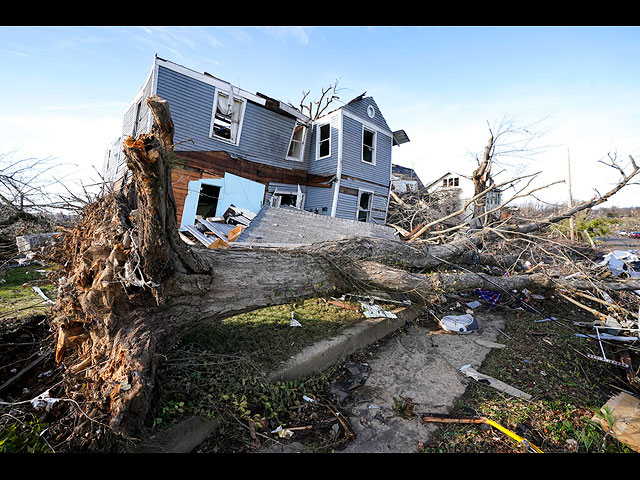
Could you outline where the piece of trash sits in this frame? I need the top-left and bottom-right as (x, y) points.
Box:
(475, 289), (502, 308)
(466, 301), (482, 309)
(359, 301), (398, 319)
(302, 395), (315, 403)
(30, 389), (61, 411)
(32, 286), (55, 305)
(474, 339), (506, 349)
(421, 413), (543, 453)
(290, 311), (302, 327)
(564, 272), (583, 280)
(496, 328), (511, 340)
(598, 250), (640, 278)
(460, 365), (532, 400)
(575, 333), (637, 342)
(439, 313), (478, 334)
(271, 425), (294, 439)
(592, 391), (640, 452)
(530, 294), (545, 300)
(534, 317), (556, 323)
(368, 404), (382, 409)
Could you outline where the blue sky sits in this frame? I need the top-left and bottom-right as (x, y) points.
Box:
(1, 26), (639, 207)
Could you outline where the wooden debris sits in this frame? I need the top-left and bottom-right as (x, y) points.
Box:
(592, 391), (640, 452)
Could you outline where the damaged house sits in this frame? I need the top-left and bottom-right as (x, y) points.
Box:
(104, 56), (409, 235)
(424, 171), (503, 222)
(390, 164), (423, 194)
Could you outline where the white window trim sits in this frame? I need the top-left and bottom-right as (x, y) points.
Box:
(361, 125), (377, 166)
(316, 121), (332, 160)
(209, 88), (246, 146)
(356, 188), (374, 222)
(286, 121), (307, 162)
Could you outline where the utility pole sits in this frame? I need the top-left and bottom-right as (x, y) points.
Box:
(567, 148), (575, 243)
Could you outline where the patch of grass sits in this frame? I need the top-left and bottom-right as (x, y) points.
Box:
(0, 264), (57, 320)
(150, 297), (370, 451)
(421, 305), (635, 453)
(0, 413), (50, 453)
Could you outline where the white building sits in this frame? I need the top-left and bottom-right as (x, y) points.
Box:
(424, 172), (502, 223)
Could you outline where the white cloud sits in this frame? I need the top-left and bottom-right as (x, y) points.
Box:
(261, 27), (310, 46)
(0, 114), (122, 186)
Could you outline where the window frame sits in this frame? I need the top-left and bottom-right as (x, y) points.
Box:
(209, 89), (246, 146)
(286, 121), (307, 162)
(361, 125), (376, 166)
(316, 122), (331, 160)
(356, 188), (374, 223)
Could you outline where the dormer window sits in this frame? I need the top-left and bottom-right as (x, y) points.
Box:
(443, 177), (459, 187)
(210, 89), (245, 145)
(316, 123), (331, 159)
(287, 122), (307, 162)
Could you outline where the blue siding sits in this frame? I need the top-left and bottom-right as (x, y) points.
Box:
(340, 115), (392, 188)
(342, 97), (392, 134)
(339, 177), (389, 224)
(122, 74), (153, 138)
(306, 114), (339, 176)
(156, 66), (310, 172)
(304, 185), (335, 216)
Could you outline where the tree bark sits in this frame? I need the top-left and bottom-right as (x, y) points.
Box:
(51, 95), (640, 442)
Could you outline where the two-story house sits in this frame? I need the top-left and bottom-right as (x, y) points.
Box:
(104, 56), (409, 228)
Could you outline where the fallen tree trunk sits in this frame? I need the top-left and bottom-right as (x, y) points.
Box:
(51, 95), (640, 445)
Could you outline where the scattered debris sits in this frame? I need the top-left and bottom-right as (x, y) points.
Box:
(271, 425), (294, 439)
(359, 302), (398, 319)
(592, 391), (640, 452)
(439, 313), (479, 334)
(32, 286), (55, 305)
(30, 389), (61, 411)
(421, 413), (544, 453)
(289, 312), (302, 327)
(474, 339), (506, 349)
(460, 364), (532, 400)
(475, 289), (502, 309)
(534, 317), (556, 323)
(178, 206), (254, 248)
(15, 232), (61, 255)
(598, 250), (640, 278)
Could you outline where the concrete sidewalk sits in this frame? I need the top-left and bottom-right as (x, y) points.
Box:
(135, 305), (424, 453)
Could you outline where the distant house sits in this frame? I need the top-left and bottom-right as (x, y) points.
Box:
(390, 164), (423, 194)
(104, 55), (410, 228)
(424, 171), (502, 222)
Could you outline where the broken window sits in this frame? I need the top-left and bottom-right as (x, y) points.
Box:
(270, 186), (305, 209)
(357, 190), (373, 222)
(287, 122), (307, 161)
(362, 127), (376, 164)
(317, 123), (331, 159)
(195, 183), (221, 219)
(211, 90), (244, 144)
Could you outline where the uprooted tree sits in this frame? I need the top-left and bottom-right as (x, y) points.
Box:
(51, 96), (640, 445)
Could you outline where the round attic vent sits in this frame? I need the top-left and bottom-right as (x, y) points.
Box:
(367, 105), (375, 118)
